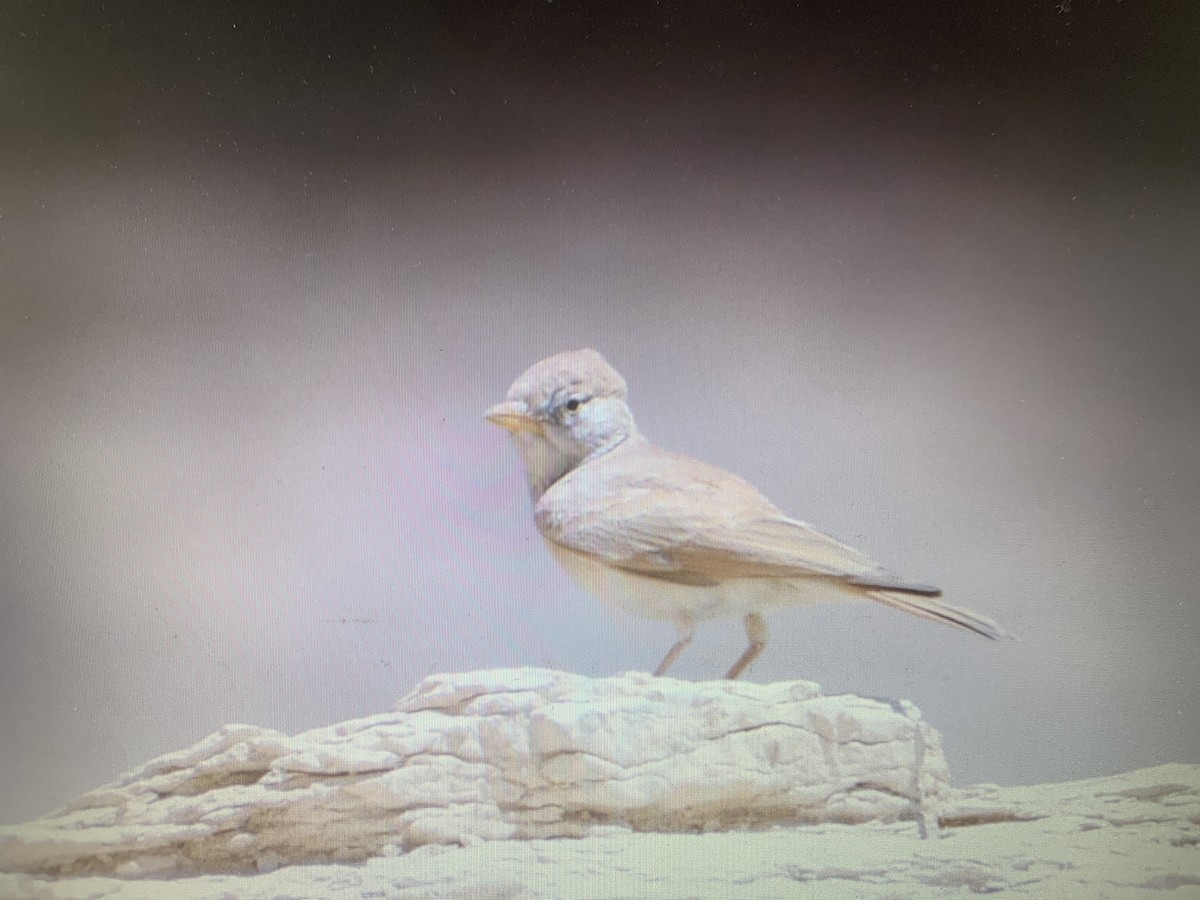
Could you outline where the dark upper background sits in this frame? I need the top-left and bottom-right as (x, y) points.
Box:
(2, 1), (1197, 823)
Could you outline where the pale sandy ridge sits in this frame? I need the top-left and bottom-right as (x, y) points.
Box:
(1, 669), (1196, 898)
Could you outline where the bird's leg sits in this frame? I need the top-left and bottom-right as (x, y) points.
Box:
(725, 613), (768, 679)
(653, 621), (695, 676)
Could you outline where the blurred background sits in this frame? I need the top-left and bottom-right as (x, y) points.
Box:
(2, 2), (1197, 824)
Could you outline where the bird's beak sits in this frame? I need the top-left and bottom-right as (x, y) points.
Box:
(485, 400), (543, 435)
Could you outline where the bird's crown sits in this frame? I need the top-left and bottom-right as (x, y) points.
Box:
(505, 348), (628, 414)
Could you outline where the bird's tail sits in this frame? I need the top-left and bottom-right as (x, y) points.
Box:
(866, 589), (1013, 640)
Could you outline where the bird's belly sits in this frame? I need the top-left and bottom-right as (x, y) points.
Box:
(547, 542), (852, 624)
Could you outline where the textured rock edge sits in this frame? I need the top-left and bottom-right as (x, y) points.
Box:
(0, 668), (952, 878)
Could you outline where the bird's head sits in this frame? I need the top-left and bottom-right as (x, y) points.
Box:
(485, 348), (638, 499)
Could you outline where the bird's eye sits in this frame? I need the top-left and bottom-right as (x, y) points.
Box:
(564, 398), (582, 412)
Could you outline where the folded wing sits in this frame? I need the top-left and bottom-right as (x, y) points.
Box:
(536, 442), (915, 587)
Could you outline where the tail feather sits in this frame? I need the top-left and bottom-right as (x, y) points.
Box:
(866, 589), (1012, 640)
(847, 573), (942, 597)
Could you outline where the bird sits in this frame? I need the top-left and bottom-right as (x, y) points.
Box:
(485, 348), (1008, 679)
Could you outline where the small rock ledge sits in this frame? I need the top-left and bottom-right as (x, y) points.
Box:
(0, 668), (947, 878)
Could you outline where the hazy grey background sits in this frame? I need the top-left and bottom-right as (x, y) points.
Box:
(2, 4), (1197, 824)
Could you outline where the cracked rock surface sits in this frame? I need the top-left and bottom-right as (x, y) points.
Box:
(1, 669), (1196, 898)
(0, 669), (944, 879)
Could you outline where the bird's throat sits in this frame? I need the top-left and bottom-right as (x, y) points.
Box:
(513, 434), (584, 502)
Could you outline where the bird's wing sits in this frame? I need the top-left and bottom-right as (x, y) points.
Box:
(535, 441), (911, 587)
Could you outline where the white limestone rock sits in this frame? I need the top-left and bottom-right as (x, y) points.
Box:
(0, 771), (1196, 900)
(0, 669), (946, 879)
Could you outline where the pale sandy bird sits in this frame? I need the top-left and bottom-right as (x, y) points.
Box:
(486, 349), (1008, 679)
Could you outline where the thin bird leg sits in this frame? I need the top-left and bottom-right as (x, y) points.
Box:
(653, 621), (695, 676)
(725, 612), (768, 679)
